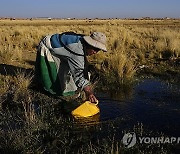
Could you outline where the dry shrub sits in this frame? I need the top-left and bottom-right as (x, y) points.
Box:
(110, 51), (136, 79)
(0, 75), (12, 109)
(0, 45), (14, 63)
(169, 38), (180, 58)
(13, 71), (35, 123)
(0, 71), (35, 123)
(103, 50), (136, 85)
(155, 39), (167, 58)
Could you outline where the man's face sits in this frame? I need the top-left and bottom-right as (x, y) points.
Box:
(86, 47), (100, 56)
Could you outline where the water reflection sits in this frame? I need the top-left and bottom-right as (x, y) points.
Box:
(106, 83), (135, 101)
(73, 114), (100, 127)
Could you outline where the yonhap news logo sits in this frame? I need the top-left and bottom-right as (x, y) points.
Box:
(122, 132), (136, 148)
(122, 132), (180, 148)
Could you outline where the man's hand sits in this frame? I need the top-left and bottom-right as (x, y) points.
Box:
(83, 85), (98, 103)
(88, 94), (98, 103)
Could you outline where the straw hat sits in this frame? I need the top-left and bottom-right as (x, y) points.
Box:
(83, 32), (107, 52)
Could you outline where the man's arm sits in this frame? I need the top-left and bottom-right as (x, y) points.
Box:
(68, 57), (98, 103)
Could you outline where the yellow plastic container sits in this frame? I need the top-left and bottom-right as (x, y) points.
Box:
(72, 101), (100, 118)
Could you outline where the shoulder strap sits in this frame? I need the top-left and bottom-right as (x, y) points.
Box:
(59, 32), (90, 80)
(59, 32), (85, 56)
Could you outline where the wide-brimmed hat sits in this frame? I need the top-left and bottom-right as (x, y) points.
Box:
(83, 32), (107, 52)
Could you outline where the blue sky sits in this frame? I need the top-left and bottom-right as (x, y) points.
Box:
(0, 0), (180, 18)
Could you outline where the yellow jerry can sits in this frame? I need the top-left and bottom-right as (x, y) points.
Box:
(72, 101), (100, 118)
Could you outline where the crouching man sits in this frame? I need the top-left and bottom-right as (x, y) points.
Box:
(35, 31), (107, 103)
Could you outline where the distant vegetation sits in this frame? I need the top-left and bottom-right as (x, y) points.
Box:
(0, 19), (180, 84)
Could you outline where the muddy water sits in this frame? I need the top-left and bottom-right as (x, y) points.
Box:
(78, 78), (180, 137)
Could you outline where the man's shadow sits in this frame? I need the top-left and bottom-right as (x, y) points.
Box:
(0, 64), (34, 76)
(0, 63), (43, 93)
(0, 63), (64, 98)
(0, 63), (60, 109)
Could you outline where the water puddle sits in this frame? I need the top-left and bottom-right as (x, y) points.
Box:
(77, 78), (180, 136)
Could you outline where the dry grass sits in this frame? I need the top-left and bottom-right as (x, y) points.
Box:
(13, 71), (35, 123)
(0, 71), (35, 123)
(0, 19), (180, 83)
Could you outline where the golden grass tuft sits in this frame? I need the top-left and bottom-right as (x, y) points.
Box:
(13, 71), (35, 123)
(0, 71), (35, 122)
(0, 45), (14, 63)
(107, 50), (136, 82)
